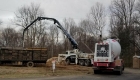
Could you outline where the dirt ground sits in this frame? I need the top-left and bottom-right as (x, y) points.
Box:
(0, 63), (93, 78)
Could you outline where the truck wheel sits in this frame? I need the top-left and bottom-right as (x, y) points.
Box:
(114, 68), (123, 75)
(94, 70), (100, 74)
(122, 65), (125, 71)
(85, 59), (91, 67)
(79, 60), (85, 66)
(66, 59), (70, 65)
(27, 61), (34, 67)
(115, 70), (122, 75)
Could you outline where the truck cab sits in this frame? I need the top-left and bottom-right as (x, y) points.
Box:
(58, 49), (78, 64)
(58, 49), (94, 66)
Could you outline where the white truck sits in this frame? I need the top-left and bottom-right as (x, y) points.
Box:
(93, 39), (124, 75)
(58, 49), (94, 66)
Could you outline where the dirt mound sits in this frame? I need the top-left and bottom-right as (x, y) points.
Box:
(47, 57), (58, 63)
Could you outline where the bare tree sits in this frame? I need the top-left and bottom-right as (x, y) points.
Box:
(88, 2), (106, 37)
(110, 0), (136, 36)
(109, 0), (136, 67)
(133, 0), (140, 53)
(47, 25), (60, 57)
(1, 27), (22, 47)
(79, 19), (92, 36)
(14, 3), (46, 47)
(77, 2), (105, 51)
(109, 0), (136, 47)
(62, 18), (77, 50)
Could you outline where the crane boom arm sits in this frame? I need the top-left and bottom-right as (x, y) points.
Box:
(23, 17), (78, 49)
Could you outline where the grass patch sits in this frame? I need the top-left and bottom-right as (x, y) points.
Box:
(0, 64), (93, 78)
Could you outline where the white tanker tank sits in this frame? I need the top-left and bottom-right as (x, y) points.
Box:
(105, 39), (121, 59)
(94, 39), (121, 62)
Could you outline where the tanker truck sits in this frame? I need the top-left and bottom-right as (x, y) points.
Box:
(93, 39), (124, 75)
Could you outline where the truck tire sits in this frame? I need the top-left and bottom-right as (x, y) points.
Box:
(79, 60), (85, 66)
(66, 59), (70, 65)
(27, 61), (34, 67)
(85, 59), (91, 67)
(94, 70), (100, 74)
(122, 65), (125, 71)
(115, 70), (122, 75)
(114, 67), (123, 75)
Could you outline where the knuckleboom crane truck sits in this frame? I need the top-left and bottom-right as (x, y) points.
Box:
(93, 38), (124, 75)
(23, 17), (93, 66)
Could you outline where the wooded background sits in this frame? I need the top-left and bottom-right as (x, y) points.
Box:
(0, 0), (140, 67)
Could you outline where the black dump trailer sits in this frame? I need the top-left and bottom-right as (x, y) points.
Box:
(0, 47), (48, 67)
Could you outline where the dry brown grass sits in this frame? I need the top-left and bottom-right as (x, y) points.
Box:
(0, 63), (93, 78)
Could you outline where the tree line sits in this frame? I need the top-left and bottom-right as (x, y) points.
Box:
(0, 0), (140, 67)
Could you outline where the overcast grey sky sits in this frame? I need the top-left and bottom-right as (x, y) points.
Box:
(0, 0), (112, 36)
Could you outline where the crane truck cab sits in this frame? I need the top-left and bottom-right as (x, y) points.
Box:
(58, 49), (79, 65)
(58, 49), (94, 66)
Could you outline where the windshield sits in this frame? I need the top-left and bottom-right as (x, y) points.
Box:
(96, 45), (109, 57)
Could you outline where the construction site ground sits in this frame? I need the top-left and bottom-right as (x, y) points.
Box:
(0, 57), (140, 79)
(0, 64), (140, 80)
(0, 63), (93, 78)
